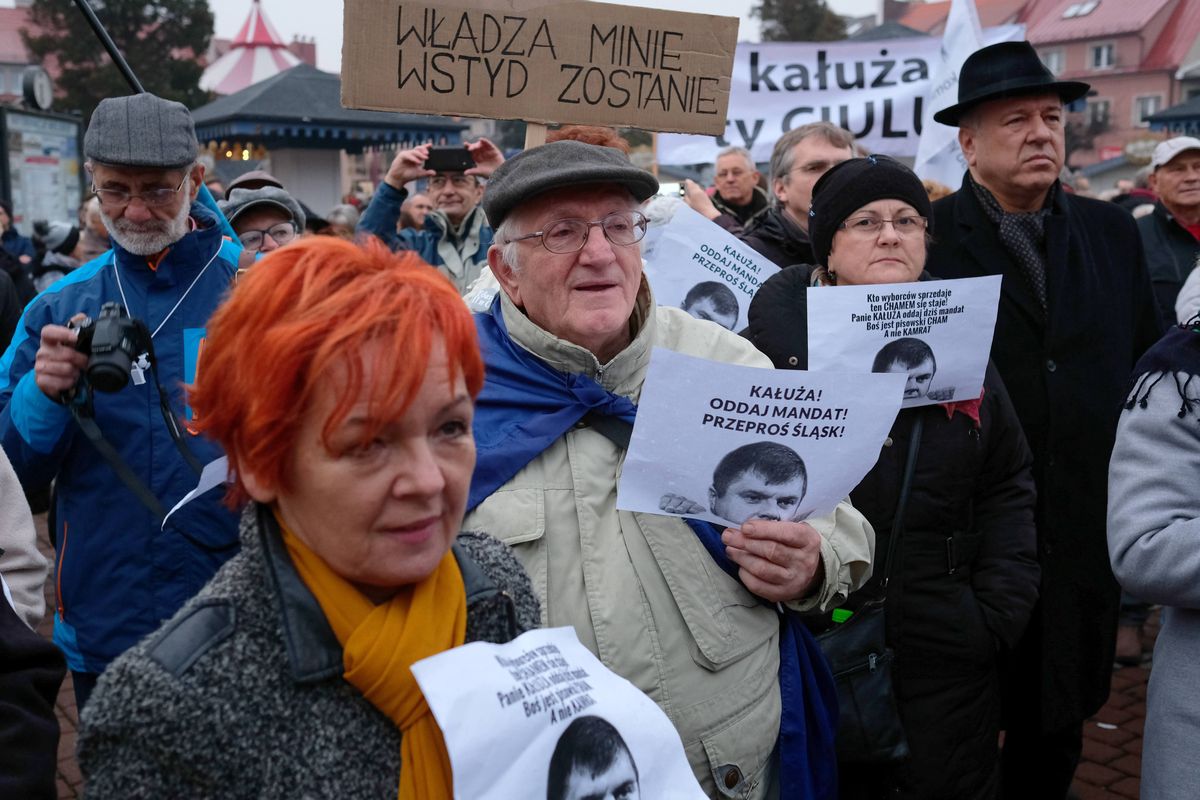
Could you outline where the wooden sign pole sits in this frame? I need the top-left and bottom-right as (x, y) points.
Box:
(525, 122), (548, 149)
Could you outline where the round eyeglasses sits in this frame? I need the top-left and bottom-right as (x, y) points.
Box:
(506, 211), (648, 254)
(238, 221), (298, 252)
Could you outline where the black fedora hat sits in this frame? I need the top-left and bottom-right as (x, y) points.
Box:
(933, 41), (1090, 126)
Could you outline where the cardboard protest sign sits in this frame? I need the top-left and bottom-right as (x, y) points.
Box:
(657, 24), (1023, 164)
(342, 0), (739, 135)
(806, 276), (1002, 409)
(412, 626), (706, 800)
(616, 348), (904, 527)
(643, 204), (779, 332)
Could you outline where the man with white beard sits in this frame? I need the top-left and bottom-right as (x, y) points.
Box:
(0, 93), (243, 710)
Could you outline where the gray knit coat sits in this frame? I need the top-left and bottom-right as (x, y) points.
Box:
(77, 504), (540, 799)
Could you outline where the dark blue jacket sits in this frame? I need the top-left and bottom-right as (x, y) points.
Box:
(0, 205), (242, 674)
(1, 227), (35, 262)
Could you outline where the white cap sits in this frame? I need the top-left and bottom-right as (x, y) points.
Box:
(1151, 137), (1200, 170)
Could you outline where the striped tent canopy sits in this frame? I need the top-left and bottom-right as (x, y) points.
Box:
(200, 0), (301, 96)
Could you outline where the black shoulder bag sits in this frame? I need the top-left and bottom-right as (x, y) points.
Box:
(816, 415), (923, 765)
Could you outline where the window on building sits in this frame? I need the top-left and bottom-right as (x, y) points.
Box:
(1063, 1), (1100, 18)
(1090, 43), (1115, 69)
(1134, 96), (1163, 126)
(1087, 99), (1111, 126)
(1041, 50), (1065, 76)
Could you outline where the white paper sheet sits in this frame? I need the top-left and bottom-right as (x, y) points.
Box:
(412, 627), (706, 800)
(806, 276), (1002, 409)
(616, 348), (905, 526)
(643, 205), (780, 332)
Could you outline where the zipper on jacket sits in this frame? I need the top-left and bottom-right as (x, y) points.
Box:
(833, 650), (891, 679)
(56, 520), (69, 619)
(946, 536), (957, 575)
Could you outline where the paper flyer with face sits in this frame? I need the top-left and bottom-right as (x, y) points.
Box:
(615, 348), (904, 527)
(642, 204), (780, 332)
(412, 626), (706, 800)
(806, 275), (1002, 408)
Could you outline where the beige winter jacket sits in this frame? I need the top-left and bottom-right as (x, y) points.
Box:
(465, 282), (874, 799)
(0, 447), (45, 629)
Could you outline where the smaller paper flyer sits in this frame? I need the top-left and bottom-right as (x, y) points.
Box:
(412, 626), (707, 800)
(806, 275), (1002, 408)
(643, 204), (780, 332)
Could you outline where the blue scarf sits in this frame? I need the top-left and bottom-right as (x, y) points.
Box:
(468, 297), (839, 799)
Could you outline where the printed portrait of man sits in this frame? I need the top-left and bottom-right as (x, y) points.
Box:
(658, 441), (810, 525)
(547, 716), (640, 800)
(872, 337), (937, 400)
(708, 441), (808, 524)
(680, 281), (740, 331)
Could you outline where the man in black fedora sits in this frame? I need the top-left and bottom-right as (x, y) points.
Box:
(923, 40), (1162, 798)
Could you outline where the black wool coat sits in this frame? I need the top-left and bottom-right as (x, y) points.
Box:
(924, 178), (1163, 732)
(1136, 202), (1199, 325)
(739, 206), (815, 270)
(748, 265), (1040, 799)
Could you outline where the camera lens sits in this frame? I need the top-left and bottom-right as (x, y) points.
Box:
(88, 362), (131, 393)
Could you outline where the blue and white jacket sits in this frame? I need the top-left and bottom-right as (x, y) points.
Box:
(0, 204), (242, 674)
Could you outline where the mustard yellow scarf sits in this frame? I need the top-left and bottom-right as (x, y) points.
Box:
(279, 514), (466, 800)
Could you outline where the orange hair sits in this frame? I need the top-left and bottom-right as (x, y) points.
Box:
(189, 237), (484, 507)
(546, 125), (632, 154)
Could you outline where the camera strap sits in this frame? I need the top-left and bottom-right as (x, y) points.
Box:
(67, 334), (205, 522)
(69, 398), (168, 519)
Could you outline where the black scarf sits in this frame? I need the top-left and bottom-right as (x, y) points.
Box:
(968, 173), (1057, 314)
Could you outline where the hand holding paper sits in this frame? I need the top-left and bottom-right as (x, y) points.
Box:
(723, 519), (825, 603)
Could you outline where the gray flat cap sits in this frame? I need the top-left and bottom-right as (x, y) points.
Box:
(219, 186), (306, 230)
(85, 93), (198, 169)
(482, 140), (658, 227)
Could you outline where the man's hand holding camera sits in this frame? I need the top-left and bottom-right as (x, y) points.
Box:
(722, 520), (825, 603)
(35, 316), (88, 400)
(382, 138), (505, 191)
(383, 144), (437, 190)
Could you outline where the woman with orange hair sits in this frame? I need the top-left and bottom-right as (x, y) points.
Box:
(75, 237), (540, 798)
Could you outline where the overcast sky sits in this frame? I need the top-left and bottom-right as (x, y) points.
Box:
(208, 0), (880, 73)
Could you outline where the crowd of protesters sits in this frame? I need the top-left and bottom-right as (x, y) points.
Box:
(0, 38), (1197, 800)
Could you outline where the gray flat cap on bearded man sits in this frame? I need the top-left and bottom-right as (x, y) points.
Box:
(219, 187), (306, 230)
(482, 140), (659, 227)
(84, 93), (199, 169)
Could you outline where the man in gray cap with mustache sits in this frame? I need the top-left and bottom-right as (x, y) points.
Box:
(923, 41), (1162, 799)
(0, 92), (243, 711)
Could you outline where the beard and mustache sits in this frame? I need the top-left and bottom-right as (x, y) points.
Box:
(99, 183), (192, 256)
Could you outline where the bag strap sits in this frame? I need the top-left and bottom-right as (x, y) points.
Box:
(879, 415), (923, 593)
(582, 410), (633, 450)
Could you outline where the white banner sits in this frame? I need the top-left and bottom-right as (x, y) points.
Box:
(806, 276), (1002, 408)
(914, 0), (986, 186)
(617, 348), (904, 527)
(412, 627), (706, 800)
(643, 205), (780, 331)
(658, 25), (1023, 166)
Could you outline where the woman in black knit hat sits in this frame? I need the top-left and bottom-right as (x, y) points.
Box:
(746, 156), (1040, 800)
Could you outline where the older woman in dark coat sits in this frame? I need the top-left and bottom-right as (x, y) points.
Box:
(747, 156), (1040, 799)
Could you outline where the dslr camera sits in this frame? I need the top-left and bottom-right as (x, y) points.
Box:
(70, 302), (152, 393)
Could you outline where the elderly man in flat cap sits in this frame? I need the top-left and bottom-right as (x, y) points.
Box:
(0, 93), (243, 710)
(922, 41), (1162, 799)
(464, 139), (874, 799)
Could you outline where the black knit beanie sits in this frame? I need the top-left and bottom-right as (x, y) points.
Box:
(807, 155), (932, 268)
